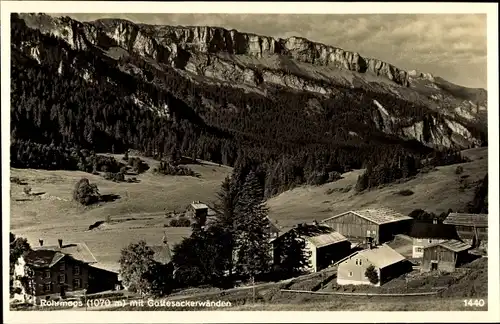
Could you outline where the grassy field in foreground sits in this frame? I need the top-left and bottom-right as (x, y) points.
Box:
(268, 147), (488, 230)
(9, 154), (232, 272)
(228, 296), (488, 311)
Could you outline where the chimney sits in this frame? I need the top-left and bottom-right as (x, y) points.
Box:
(39, 239), (44, 247)
(58, 239), (63, 248)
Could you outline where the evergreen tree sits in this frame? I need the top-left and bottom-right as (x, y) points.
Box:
(234, 171), (272, 279)
(275, 229), (310, 278)
(212, 176), (240, 278)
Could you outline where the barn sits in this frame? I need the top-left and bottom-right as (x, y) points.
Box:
(421, 240), (471, 273)
(272, 223), (351, 273)
(321, 208), (413, 245)
(336, 244), (410, 286)
(443, 213), (488, 247)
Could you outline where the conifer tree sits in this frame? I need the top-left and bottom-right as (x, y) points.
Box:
(233, 171), (271, 279)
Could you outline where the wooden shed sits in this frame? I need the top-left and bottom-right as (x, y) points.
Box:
(336, 244), (410, 286)
(421, 240), (471, 273)
(273, 223), (351, 273)
(408, 221), (460, 259)
(185, 201), (209, 226)
(321, 208), (413, 245)
(443, 213), (488, 247)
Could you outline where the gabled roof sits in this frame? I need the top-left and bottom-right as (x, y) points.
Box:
(190, 202), (209, 210)
(289, 224), (347, 248)
(322, 208), (412, 225)
(266, 216), (281, 235)
(409, 222), (460, 240)
(32, 242), (97, 264)
(425, 239), (471, 253)
(336, 244), (405, 269)
(358, 244), (406, 269)
(24, 250), (66, 268)
(150, 245), (172, 265)
(443, 213), (488, 227)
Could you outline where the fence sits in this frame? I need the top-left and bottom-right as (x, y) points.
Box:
(280, 288), (445, 297)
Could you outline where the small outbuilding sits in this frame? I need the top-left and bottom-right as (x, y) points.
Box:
(273, 223), (351, 273)
(185, 201), (209, 227)
(408, 220), (460, 259)
(421, 240), (471, 273)
(336, 244), (410, 286)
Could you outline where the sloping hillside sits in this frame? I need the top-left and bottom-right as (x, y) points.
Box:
(267, 147), (487, 229)
(9, 155), (231, 272)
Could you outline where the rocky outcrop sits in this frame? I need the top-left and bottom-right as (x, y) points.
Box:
(19, 13), (410, 87)
(15, 13), (486, 150)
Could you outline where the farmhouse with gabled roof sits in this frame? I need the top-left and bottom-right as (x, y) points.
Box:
(12, 239), (101, 304)
(336, 244), (410, 286)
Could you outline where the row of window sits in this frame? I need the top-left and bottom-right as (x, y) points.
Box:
(44, 265), (80, 279)
(44, 279), (81, 293)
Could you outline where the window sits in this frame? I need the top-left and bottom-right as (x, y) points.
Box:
(359, 259), (363, 266)
(428, 239), (433, 243)
(73, 279), (81, 289)
(59, 274), (65, 284)
(44, 283), (51, 293)
(355, 259), (362, 266)
(74, 265), (80, 276)
(415, 247), (423, 253)
(355, 259), (358, 265)
(45, 270), (51, 279)
(59, 262), (65, 271)
(348, 271), (353, 277)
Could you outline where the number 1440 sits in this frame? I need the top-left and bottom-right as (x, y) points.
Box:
(463, 299), (486, 307)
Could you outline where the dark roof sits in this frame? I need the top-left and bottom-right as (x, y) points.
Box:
(24, 250), (66, 268)
(443, 213), (488, 227)
(425, 240), (471, 253)
(266, 216), (281, 234)
(32, 242), (98, 264)
(409, 222), (460, 240)
(150, 245), (172, 265)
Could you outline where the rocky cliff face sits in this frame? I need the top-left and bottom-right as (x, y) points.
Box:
(15, 13), (487, 150)
(21, 14), (410, 86)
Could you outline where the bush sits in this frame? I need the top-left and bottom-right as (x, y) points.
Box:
(128, 157), (149, 174)
(455, 166), (464, 175)
(169, 217), (191, 227)
(365, 265), (379, 285)
(395, 189), (414, 196)
(104, 172), (125, 182)
(23, 186), (32, 196)
(154, 161), (198, 177)
(10, 177), (26, 185)
(73, 178), (100, 205)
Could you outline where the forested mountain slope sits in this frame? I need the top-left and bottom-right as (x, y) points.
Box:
(10, 13), (488, 197)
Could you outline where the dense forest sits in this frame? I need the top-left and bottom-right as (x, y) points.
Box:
(10, 14), (484, 198)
